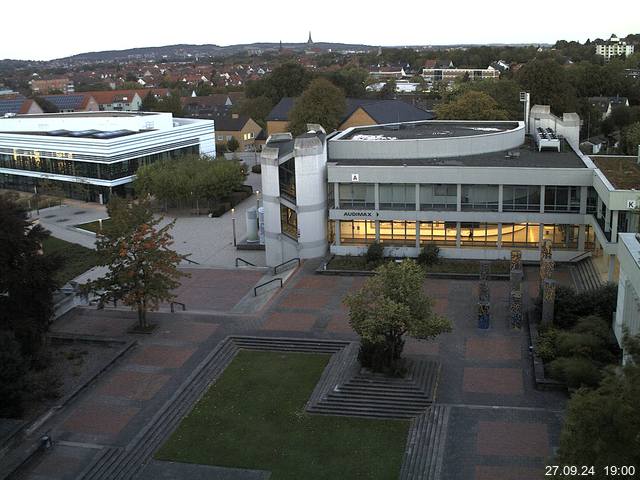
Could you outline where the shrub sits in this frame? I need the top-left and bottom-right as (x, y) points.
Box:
(0, 331), (27, 418)
(417, 243), (440, 266)
(535, 328), (559, 363)
(358, 339), (407, 377)
(251, 164), (262, 174)
(548, 357), (601, 389)
(572, 315), (612, 342)
(365, 242), (384, 264)
(554, 283), (618, 329)
(555, 331), (610, 362)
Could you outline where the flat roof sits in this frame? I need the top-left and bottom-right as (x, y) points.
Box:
(0, 111), (156, 119)
(591, 155), (640, 190)
(0, 129), (142, 139)
(329, 136), (586, 169)
(339, 121), (520, 141)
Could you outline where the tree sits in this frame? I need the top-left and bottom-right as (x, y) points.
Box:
(0, 331), (28, 418)
(155, 91), (184, 117)
(0, 194), (60, 357)
(456, 78), (524, 119)
(237, 95), (273, 128)
(32, 96), (59, 113)
(343, 260), (452, 374)
(556, 332), (640, 472)
(621, 122), (640, 155)
(436, 91), (509, 120)
(516, 58), (577, 115)
(288, 78), (346, 135)
(377, 78), (397, 99)
(227, 136), (240, 152)
(245, 63), (314, 105)
(140, 91), (159, 111)
(84, 197), (188, 329)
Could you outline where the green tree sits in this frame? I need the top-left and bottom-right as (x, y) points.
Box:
(84, 197), (188, 329)
(0, 194), (60, 357)
(140, 91), (159, 111)
(344, 260), (452, 374)
(621, 122), (640, 155)
(288, 78), (346, 135)
(0, 331), (28, 418)
(377, 78), (397, 99)
(155, 90), (183, 117)
(245, 63), (314, 105)
(456, 78), (523, 119)
(227, 136), (240, 152)
(516, 58), (577, 115)
(556, 332), (640, 473)
(436, 91), (509, 120)
(237, 95), (273, 128)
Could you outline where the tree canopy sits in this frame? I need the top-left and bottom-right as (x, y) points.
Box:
(84, 197), (187, 329)
(516, 58), (577, 115)
(288, 78), (346, 135)
(436, 90), (509, 120)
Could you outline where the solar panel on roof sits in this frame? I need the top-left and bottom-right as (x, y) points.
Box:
(91, 129), (134, 139)
(47, 129), (71, 136)
(68, 129), (100, 137)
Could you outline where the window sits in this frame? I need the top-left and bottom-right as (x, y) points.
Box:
(420, 184), (457, 210)
(379, 221), (416, 245)
(419, 221), (457, 246)
(226, 135), (232, 141)
(501, 223), (541, 248)
(379, 184), (415, 210)
(280, 204), (297, 239)
(339, 220), (376, 244)
(339, 183), (375, 209)
(585, 225), (595, 250)
(502, 185), (541, 212)
(460, 223), (499, 247)
(279, 158), (296, 201)
(461, 185), (499, 211)
(543, 224), (579, 249)
(586, 187), (598, 214)
(544, 186), (580, 212)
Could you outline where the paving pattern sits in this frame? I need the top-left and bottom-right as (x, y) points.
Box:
(14, 261), (566, 480)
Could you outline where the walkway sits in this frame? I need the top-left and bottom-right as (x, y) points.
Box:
(12, 260), (565, 480)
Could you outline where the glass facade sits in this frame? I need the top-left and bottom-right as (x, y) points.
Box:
(278, 158), (296, 201)
(379, 221), (416, 245)
(461, 185), (499, 211)
(502, 185), (541, 212)
(280, 204), (297, 239)
(420, 184), (457, 210)
(544, 186), (581, 212)
(379, 184), (415, 210)
(339, 183), (375, 209)
(500, 223), (541, 248)
(419, 221), (457, 246)
(543, 224), (579, 249)
(0, 145), (199, 181)
(460, 223), (500, 247)
(340, 220), (376, 244)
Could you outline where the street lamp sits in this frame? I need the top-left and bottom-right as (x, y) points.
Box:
(231, 208), (237, 247)
(255, 190), (261, 210)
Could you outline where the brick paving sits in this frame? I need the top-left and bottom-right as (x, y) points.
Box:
(16, 261), (567, 480)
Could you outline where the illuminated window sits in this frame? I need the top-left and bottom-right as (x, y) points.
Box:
(460, 223), (499, 247)
(339, 220), (376, 244)
(501, 223), (541, 248)
(379, 221), (416, 245)
(419, 221), (457, 246)
(280, 205), (297, 239)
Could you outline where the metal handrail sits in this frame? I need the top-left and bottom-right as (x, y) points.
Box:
(273, 257), (300, 275)
(254, 277), (283, 296)
(170, 301), (186, 313)
(183, 256), (200, 265)
(568, 250), (592, 263)
(236, 257), (256, 267)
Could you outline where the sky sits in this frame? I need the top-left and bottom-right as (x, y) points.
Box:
(2, 0), (639, 61)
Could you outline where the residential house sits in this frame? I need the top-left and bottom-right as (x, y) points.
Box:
(41, 94), (99, 113)
(30, 77), (75, 94)
(588, 96), (630, 120)
(0, 96), (44, 116)
(181, 93), (245, 119)
(595, 34), (635, 60)
(266, 97), (434, 136)
(215, 114), (262, 151)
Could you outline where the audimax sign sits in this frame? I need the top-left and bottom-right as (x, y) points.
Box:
(341, 211), (380, 218)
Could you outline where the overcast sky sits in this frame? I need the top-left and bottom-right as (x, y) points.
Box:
(2, 0), (638, 60)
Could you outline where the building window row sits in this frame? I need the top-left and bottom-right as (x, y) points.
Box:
(337, 220), (591, 250)
(334, 183), (585, 213)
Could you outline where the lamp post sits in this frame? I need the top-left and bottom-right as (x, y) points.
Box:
(255, 190), (261, 210)
(231, 208), (237, 247)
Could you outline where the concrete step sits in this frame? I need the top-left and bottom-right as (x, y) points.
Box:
(400, 405), (450, 480)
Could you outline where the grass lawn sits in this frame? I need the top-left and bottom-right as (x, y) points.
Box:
(328, 255), (510, 274)
(42, 237), (100, 285)
(156, 350), (409, 480)
(75, 218), (111, 233)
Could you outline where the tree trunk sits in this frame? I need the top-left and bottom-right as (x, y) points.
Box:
(137, 304), (144, 329)
(141, 299), (147, 328)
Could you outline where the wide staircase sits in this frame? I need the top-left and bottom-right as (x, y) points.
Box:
(570, 256), (603, 293)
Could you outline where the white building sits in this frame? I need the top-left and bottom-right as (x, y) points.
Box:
(0, 111), (215, 202)
(614, 233), (640, 364)
(595, 35), (635, 60)
(260, 106), (640, 286)
(422, 66), (498, 82)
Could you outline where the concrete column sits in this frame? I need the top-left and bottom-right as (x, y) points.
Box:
(415, 184), (420, 212)
(497, 223), (502, 248)
(604, 208), (611, 232)
(456, 222), (461, 248)
(579, 186), (588, 215)
(456, 184), (462, 212)
(611, 210), (619, 243)
(578, 224), (586, 250)
(334, 183), (339, 209)
(597, 197), (603, 219)
(374, 183), (379, 210)
(415, 220), (421, 248)
(375, 220), (380, 242)
(608, 254), (615, 282)
(539, 185), (545, 213)
(334, 220), (341, 246)
(538, 223), (544, 249)
(498, 184), (503, 213)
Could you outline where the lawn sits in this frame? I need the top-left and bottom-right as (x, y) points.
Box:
(156, 350), (409, 480)
(75, 218), (111, 233)
(328, 255), (510, 275)
(42, 237), (100, 285)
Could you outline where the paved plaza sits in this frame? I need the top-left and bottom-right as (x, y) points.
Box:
(12, 261), (565, 480)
